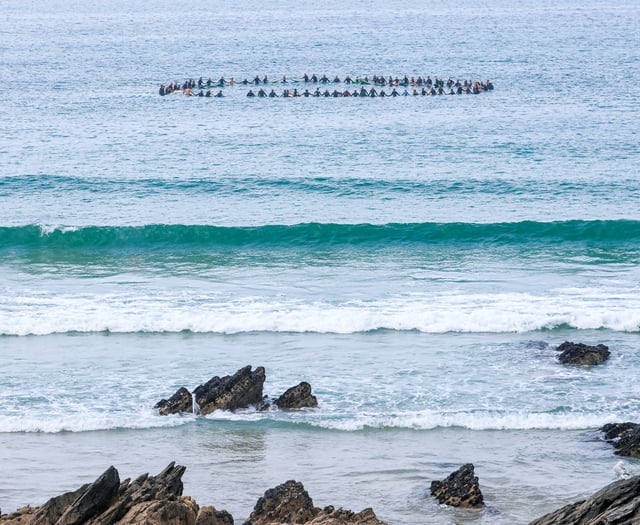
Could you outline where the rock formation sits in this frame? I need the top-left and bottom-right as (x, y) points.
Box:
(528, 475), (640, 525)
(430, 463), (484, 509)
(556, 341), (610, 365)
(156, 367), (320, 415)
(155, 365), (266, 416)
(155, 387), (193, 416)
(275, 382), (318, 410)
(194, 365), (266, 415)
(601, 422), (640, 458)
(0, 468), (385, 525)
(0, 462), (232, 525)
(243, 480), (386, 525)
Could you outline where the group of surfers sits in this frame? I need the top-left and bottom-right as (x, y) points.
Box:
(246, 84), (489, 97)
(159, 75), (493, 96)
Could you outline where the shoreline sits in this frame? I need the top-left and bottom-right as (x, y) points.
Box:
(0, 424), (632, 523)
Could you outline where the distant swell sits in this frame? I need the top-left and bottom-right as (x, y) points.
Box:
(1, 220), (639, 252)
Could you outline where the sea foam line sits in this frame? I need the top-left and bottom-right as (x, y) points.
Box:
(0, 409), (622, 434)
(1, 291), (639, 335)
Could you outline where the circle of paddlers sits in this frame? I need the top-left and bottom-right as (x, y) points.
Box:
(159, 74), (493, 97)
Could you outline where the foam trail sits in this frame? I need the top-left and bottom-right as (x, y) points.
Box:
(192, 388), (200, 415)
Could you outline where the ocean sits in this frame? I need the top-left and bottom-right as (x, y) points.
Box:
(1, 0), (639, 523)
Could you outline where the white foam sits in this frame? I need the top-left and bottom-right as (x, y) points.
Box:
(36, 224), (79, 235)
(1, 289), (639, 335)
(297, 410), (621, 432)
(0, 411), (194, 434)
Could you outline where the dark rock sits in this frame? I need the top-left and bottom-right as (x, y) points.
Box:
(29, 484), (90, 525)
(155, 366), (266, 416)
(601, 422), (639, 441)
(256, 395), (272, 412)
(0, 462), (234, 525)
(556, 341), (610, 365)
(193, 365), (266, 415)
(310, 507), (385, 524)
(56, 465), (120, 525)
(244, 480), (318, 525)
(244, 480), (386, 525)
(528, 475), (640, 525)
(430, 463), (484, 508)
(600, 422), (640, 458)
(154, 387), (193, 416)
(195, 505), (235, 525)
(275, 382), (318, 410)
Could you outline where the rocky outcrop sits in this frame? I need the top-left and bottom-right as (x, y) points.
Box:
(0, 471), (383, 525)
(275, 382), (318, 410)
(156, 367), (319, 415)
(155, 387), (194, 416)
(600, 422), (640, 458)
(430, 463), (484, 509)
(0, 462), (231, 525)
(245, 480), (317, 524)
(556, 341), (610, 365)
(528, 475), (640, 525)
(156, 366), (266, 416)
(194, 365), (265, 415)
(243, 480), (386, 525)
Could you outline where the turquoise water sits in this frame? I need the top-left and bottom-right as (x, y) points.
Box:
(1, 0), (640, 523)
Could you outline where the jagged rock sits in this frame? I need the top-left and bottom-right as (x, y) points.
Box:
(600, 422), (640, 458)
(57, 465), (120, 524)
(430, 463), (484, 508)
(528, 475), (640, 525)
(243, 480), (386, 525)
(275, 382), (318, 410)
(0, 462), (233, 525)
(244, 480), (318, 524)
(308, 507), (384, 524)
(155, 387), (194, 416)
(195, 505), (235, 525)
(556, 341), (610, 365)
(155, 366), (266, 416)
(194, 365), (266, 415)
(28, 484), (90, 524)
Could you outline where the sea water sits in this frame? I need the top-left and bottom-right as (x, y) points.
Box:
(1, 0), (640, 523)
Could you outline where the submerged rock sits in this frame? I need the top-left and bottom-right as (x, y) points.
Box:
(0, 462), (231, 525)
(155, 365), (266, 416)
(600, 422), (640, 458)
(430, 463), (484, 509)
(528, 475), (640, 525)
(244, 480), (386, 525)
(556, 341), (610, 365)
(275, 382), (318, 410)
